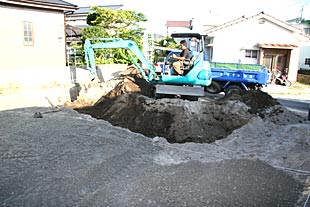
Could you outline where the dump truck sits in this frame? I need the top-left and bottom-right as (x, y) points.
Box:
(153, 33), (270, 95)
(205, 62), (270, 95)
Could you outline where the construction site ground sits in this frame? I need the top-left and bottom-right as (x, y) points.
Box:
(0, 72), (310, 206)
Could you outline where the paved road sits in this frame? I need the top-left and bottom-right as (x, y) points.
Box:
(276, 98), (310, 115)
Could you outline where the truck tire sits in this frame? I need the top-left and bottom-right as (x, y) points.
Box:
(205, 81), (222, 94)
(225, 85), (242, 96)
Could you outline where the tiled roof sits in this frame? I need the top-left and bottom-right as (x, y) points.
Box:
(66, 24), (82, 36)
(286, 18), (301, 23)
(286, 17), (310, 23)
(1, 0), (77, 10)
(205, 12), (302, 34)
(66, 24), (82, 42)
(166, 20), (190, 28)
(258, 43), (298, 48)
(30, 0), (76, 6)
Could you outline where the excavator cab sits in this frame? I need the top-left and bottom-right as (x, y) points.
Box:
(161, 33), (206, 74)
(164, 49), (199, 75)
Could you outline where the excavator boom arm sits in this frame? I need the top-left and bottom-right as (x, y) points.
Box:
(84, 38), (156, 81)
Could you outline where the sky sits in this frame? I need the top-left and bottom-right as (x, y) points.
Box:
(67, 0), (310, 34)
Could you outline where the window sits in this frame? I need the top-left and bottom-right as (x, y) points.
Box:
(245, 50), (258, 58)
(23, 21), (33, 45)
(206, 46), (213, 61)
(305, 58), (310, 66)
(303, 28), (310, 36)
(204, 37), (213, 45)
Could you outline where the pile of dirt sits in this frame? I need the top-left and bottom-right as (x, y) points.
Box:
(94, 75), (155, 104)
(73, 75), (306, 143)
(65, 67), (154, 109)
(77, 93), (251, 143)
(219, 90), (280, 114)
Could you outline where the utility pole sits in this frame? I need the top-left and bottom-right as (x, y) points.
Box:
(299, 0), (308, 23)
(299, 1), (304, 22)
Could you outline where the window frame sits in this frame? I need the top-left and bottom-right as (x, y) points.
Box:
(303, 28), (310, 36)
(245, 49), (258, 58)
(23, 21), (34, 46)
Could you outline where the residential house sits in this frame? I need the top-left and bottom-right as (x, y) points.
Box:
(0, 0), (77, 86)
(287, 17), (310, 70)
(203, 12), (308, 82)
(287, 17), (310, 36)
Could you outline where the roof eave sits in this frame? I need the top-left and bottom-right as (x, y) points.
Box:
(204, 12), (303, 34)
(260, 14), (301, 33)
(0, 0), (78, 11)
(258, 43), (298, 49)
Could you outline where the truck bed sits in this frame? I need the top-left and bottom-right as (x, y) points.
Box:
(210, 62), (269, 85)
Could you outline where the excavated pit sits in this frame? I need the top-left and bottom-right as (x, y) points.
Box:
(72, 74), (305, 143)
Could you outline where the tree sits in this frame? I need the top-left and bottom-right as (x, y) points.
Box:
(158, 36), (178, 49)
(82, 7), (147, 64)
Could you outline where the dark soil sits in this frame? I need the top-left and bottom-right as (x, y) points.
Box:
(78, 93), (174, 139)
(76, 75), (287, 143)
(218, 90), (280, 114)
(94, 74), (155, 103)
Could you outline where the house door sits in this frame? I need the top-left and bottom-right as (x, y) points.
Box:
(263, 54), (286, 80)
(276, 55), (287, 73)
(263, 55), (276, 79)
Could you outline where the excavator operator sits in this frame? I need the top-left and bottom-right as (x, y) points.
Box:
(172, 40), (191, 75)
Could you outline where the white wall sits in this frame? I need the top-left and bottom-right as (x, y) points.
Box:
(208, 18), (300, 64)
(288, 48), (300, 81)
(0, 5), (66, 70)
(0, 4), (69, 88)
(299, 45), (310, 70)
(66, 16), (86, 27)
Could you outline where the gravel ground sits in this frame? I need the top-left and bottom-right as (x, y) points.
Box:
(0, 107), (306, 207)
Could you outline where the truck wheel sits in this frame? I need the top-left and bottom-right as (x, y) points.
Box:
(205, 81), (221, 94)
(225, 85), (242, 96)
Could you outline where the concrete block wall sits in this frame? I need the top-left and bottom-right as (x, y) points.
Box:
(0, 64), (128, 90)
